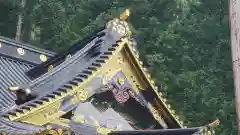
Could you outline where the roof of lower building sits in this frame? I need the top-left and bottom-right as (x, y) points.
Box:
(0, 36), (55, 113)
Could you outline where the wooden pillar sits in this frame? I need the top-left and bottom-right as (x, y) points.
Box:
(229, 0), (240, 134)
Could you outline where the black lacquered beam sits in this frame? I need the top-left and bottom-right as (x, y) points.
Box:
(109, 127), (201, 135)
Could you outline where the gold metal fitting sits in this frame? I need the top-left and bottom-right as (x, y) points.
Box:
(158, 92), (162, 97)
(48, 65), (54, 72)
(40, 54), (47, 62)
(120, 9), (130, 21)
(118, 77), (125, 85)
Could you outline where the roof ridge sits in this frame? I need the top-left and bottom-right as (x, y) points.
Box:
(0, 36), (55, 65)
(0, 36), (55, 56)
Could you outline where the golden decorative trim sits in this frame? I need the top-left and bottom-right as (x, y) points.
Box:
(126, 40), (184, 128)
(76, 89), (89, 101)
(96, 127), (112, 135)
(148, 103), (168, 128)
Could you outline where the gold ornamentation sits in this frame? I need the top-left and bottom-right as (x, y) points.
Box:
(125, 35), (185, 127)
(38, 127), (63, 135)
(17, 48), (25, 55)
(158, 92), (162, 97)
(76, 89), (89, 101)
(40, 54), (48, 62)
(97, 127), (112, 135)
(208, 130), (212, 135)
(208, 119), (220, 128)
(118, 77), (125, 85)
(48, 65), (54, 72)
(117, 57), (124, 64)
(148, 103), (168, 128)
(120, 9), (130, 21)
(150, 80), (155, 85)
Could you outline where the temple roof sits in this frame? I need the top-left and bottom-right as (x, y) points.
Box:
(0, 10), (219, 135)
(0, 36), (55, 113)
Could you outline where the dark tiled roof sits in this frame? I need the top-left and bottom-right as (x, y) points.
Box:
(0, 36), (55, 113)
(26, 27), (105, 79)
(0, 56), (33, 113)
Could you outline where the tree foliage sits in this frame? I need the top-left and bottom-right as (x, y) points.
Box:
(0, 0), (236, 134)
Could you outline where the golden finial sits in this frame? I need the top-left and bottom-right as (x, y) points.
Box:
(208, 119), (220, 128)
(120, 9), (130, 21)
